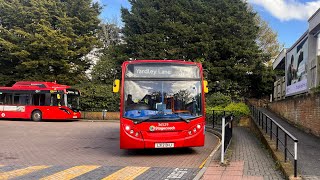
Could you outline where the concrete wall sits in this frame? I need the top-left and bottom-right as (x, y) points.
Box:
(268, 94), (320, 137)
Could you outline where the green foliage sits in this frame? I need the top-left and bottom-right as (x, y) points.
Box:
(73, 82), (119, 112)
(206, 102), (249, 117)
(0, 0), (101, 85)
(254, 11), (282, 60)
(248, 64), (276, 98)
(206, 92), (231, 108)
(91, 45), (127, 84)
(224, 102), (250, 117)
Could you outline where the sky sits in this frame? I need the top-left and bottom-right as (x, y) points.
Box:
(96, 0), (320, 48)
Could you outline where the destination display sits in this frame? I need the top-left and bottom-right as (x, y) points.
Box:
(67, 90), (79, 95)
(125, 63), (200, 78)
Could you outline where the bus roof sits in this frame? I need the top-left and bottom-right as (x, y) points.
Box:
(0, 81), (71, 91)
(123, 59), (201, 65)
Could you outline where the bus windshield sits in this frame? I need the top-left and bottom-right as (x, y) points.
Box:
(124, 80), (202, 121)
(66, 89), (80, 111)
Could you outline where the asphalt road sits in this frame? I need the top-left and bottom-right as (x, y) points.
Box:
(0, 120), (219, 179)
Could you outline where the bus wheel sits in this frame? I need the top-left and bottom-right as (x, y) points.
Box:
(31, 110), (42, 122)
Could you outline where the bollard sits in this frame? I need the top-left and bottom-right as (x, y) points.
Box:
(102, 109), (107, 120)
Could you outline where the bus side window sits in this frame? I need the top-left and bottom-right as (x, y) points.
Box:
(33, 94), (45, 106)
(13, 94), (20, 105)
(5, 94), (12, 105)
(0, 94), (4, 105)
(50, 94), (62, 106)
(45, 94), (51, 106)
(19, 94), (31, 105)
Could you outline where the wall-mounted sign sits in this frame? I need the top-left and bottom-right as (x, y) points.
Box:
(286, 36), (308, 96)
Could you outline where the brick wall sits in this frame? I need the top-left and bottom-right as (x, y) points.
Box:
(81, 112), (120, 120)
(268, 94), (320, 137)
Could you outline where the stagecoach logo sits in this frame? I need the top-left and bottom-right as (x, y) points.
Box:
(149, 125), (155, 132)
(149, 125), (176, 132)
(1, 113), (5, 117)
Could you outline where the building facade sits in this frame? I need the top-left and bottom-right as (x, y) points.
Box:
(273, 8), (320, 100)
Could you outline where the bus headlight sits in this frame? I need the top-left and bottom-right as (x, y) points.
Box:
(188, 124), (202, 136)
(125, 126), (130, 131)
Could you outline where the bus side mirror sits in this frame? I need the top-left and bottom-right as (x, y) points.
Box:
(203, 80), (209, 93)
(113, 79), (120, 93)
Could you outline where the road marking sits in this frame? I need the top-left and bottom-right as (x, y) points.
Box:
(0, 166), (49, 180)
(199, 133), (221, 169)
(166, 168), (188, 179)
(199, 158), (207, 169)
(40, 165), (100, 180)
(102, 166), (150, 180)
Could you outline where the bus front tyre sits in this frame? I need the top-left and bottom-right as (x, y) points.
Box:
(31, 110), (42, 122)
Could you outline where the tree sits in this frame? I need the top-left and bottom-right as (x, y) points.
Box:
(98, 23), (122, 48)
(73, 82), (119, 111)
(120, 0), (264, 97)
(255, 14), (282, 64)
(0, 0), (101, 85)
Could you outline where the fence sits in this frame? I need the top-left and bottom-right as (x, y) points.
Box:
(250, 105), (298, 177)
(205, 110), (233, 129)
(205, 110), (234, 163)
(221, 114), (234, 163)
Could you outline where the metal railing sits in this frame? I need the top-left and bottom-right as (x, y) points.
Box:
(206, 110), (233, 129)
(221, 114), (234, 163)
(250, 105), (298, 177)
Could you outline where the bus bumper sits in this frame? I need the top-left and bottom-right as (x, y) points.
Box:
(120, 128), (205, 149)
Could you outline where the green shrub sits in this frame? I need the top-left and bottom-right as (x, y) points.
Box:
(224, 102), (250, 117)
(206, 92), (231, 108)
(206, 102), (249, 117)
(73, 82), (120, 112)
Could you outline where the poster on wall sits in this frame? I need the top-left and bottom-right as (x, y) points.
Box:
(286, 36), (308, 96)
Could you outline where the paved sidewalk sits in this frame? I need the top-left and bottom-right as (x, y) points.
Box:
(202, 127), (284, 180)
(259, 108), (320, 180)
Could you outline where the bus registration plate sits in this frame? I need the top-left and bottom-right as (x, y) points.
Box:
(155, 143), (174, 148)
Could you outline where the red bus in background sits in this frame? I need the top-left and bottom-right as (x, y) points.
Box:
(113, 60), (209, 149)
(0, 81), (81, 121)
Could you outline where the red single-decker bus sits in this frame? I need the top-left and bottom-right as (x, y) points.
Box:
(113, 60), (209, 149)
(0, 81), (81, 121)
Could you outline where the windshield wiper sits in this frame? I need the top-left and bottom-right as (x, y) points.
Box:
(132, 117), (150, 124)
(128, 115), (198, 124)
(177, 115), (191, 123)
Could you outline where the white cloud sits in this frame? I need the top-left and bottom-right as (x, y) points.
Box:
(248, 0), (320, 21)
